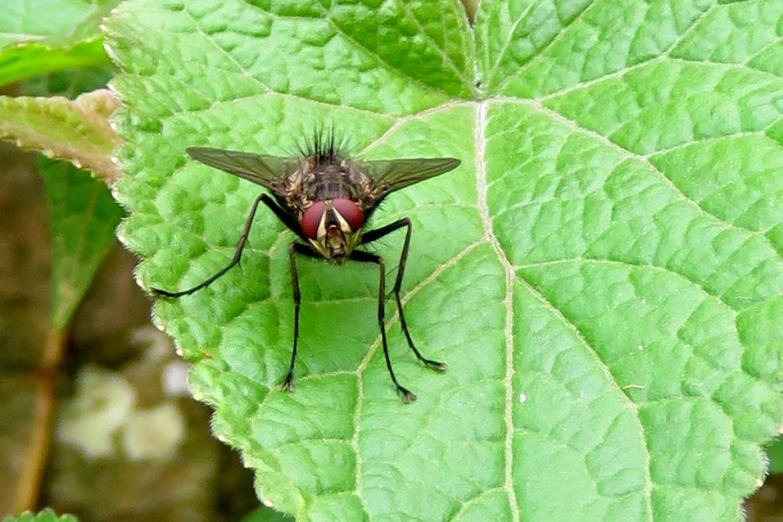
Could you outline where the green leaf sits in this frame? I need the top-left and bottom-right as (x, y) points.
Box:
(22, 65), (115, 98)
(40, 158), (124, 329)
(766, 436), (783, 474)
(0, 89), (122, 181)
(0, 0), (120, 86)
(0, 40), (109, 88)
(241, 506), (293, 522)
(105, 1), (783, 521)
(2, 508), (78, 522)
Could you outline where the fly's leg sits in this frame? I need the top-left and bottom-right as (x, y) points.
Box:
(281, 242), (316, 391)
(352, 250), (416, 403)
(153, 193), (269, 297)
(360, 218), (447, 372)
(153, 194), (306, 297)
(152, 189), (315, 393)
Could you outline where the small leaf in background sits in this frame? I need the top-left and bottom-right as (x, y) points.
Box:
(104, 0), (783, 520)
(0, 40), (108, 89)
(23, 66), (115, 99)
(240, 506), (293, 522)
(767, 437), (783, 475)
(0, 0), (121, 87)
(40, 158), (124, 330)
(0, 90), (122, 182)
(2, 508), (77, 522)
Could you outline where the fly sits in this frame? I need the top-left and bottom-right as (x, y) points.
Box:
(152, 130), (461, 403)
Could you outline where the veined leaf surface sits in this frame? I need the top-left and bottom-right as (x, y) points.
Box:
(105, 1), (783, 520)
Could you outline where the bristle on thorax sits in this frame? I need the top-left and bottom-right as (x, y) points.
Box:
(297, 125), (347, 165)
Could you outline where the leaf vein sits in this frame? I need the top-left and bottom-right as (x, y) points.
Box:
(397, 1), (474, 90)
(494, 0), (596, 93)
(445, 486), (506, 522)
(523, 99), (773, 240)
(475, 101), (520, 522)
(320, 9), (455, 100)
(512, 271), (655, 516)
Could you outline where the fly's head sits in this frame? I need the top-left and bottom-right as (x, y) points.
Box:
(300, 198), (364, 263)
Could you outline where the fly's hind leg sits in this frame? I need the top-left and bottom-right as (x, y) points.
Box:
(352, 249), (417, 403)
(360, 218), (447, 372)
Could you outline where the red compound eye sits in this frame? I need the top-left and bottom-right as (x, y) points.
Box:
(332, 198), (364, 231)
(301, 201), (325, 239)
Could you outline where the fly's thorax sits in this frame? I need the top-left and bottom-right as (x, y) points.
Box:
(288, 157), (372, 205)
(300, 198), (364, 262)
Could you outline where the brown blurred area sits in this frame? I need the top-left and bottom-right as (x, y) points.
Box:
(0, 141), (257, 522)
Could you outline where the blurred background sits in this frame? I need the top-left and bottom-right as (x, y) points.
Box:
(0, 139), (268, 522)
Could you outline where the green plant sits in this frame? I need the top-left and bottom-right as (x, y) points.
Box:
(3, 0), (783, 521)
(0, 4), (122, 517)
(3, 508), (77, 522)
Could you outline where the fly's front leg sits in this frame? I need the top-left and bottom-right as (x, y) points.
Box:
(281, 242), (319, 391)
(352, 250), (416, 403)
(152, 193), (271, 297)
(360, 218), (447, 372)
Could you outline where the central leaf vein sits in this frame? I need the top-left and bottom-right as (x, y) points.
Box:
(475, 100), (520, 522)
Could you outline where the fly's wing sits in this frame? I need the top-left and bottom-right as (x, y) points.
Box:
(361, 157), (461, 203)
(186, 147), (298, 196)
